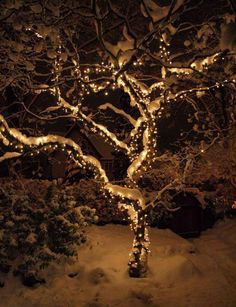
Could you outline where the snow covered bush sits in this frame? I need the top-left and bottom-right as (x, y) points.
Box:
(66, 179), (128, 224)
(0, 183), (97, 283)
(147, 205), (173, 228)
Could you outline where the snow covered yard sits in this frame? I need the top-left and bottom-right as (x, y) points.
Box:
(1, 218), (236, 307)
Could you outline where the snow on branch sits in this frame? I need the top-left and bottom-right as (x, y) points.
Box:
(105, 183), (145, 209)
(0, 114), (108, 183)
(0, 152), (22, 162)
(78, 109), (130, 153)
(167, 79), (236, 102)
(98, 103), (136, 126)
(127, 128), (149, 180)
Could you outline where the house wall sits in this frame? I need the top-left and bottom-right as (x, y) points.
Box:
(101, 159), (114, 179)
(51, 151), (67, 179)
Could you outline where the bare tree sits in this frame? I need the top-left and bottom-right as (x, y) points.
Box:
(0, 0), (235, 277)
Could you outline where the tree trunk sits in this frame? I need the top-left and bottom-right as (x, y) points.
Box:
(128, 211), (149, 278)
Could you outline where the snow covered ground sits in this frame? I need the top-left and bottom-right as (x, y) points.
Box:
(1, 218), (236, 307)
